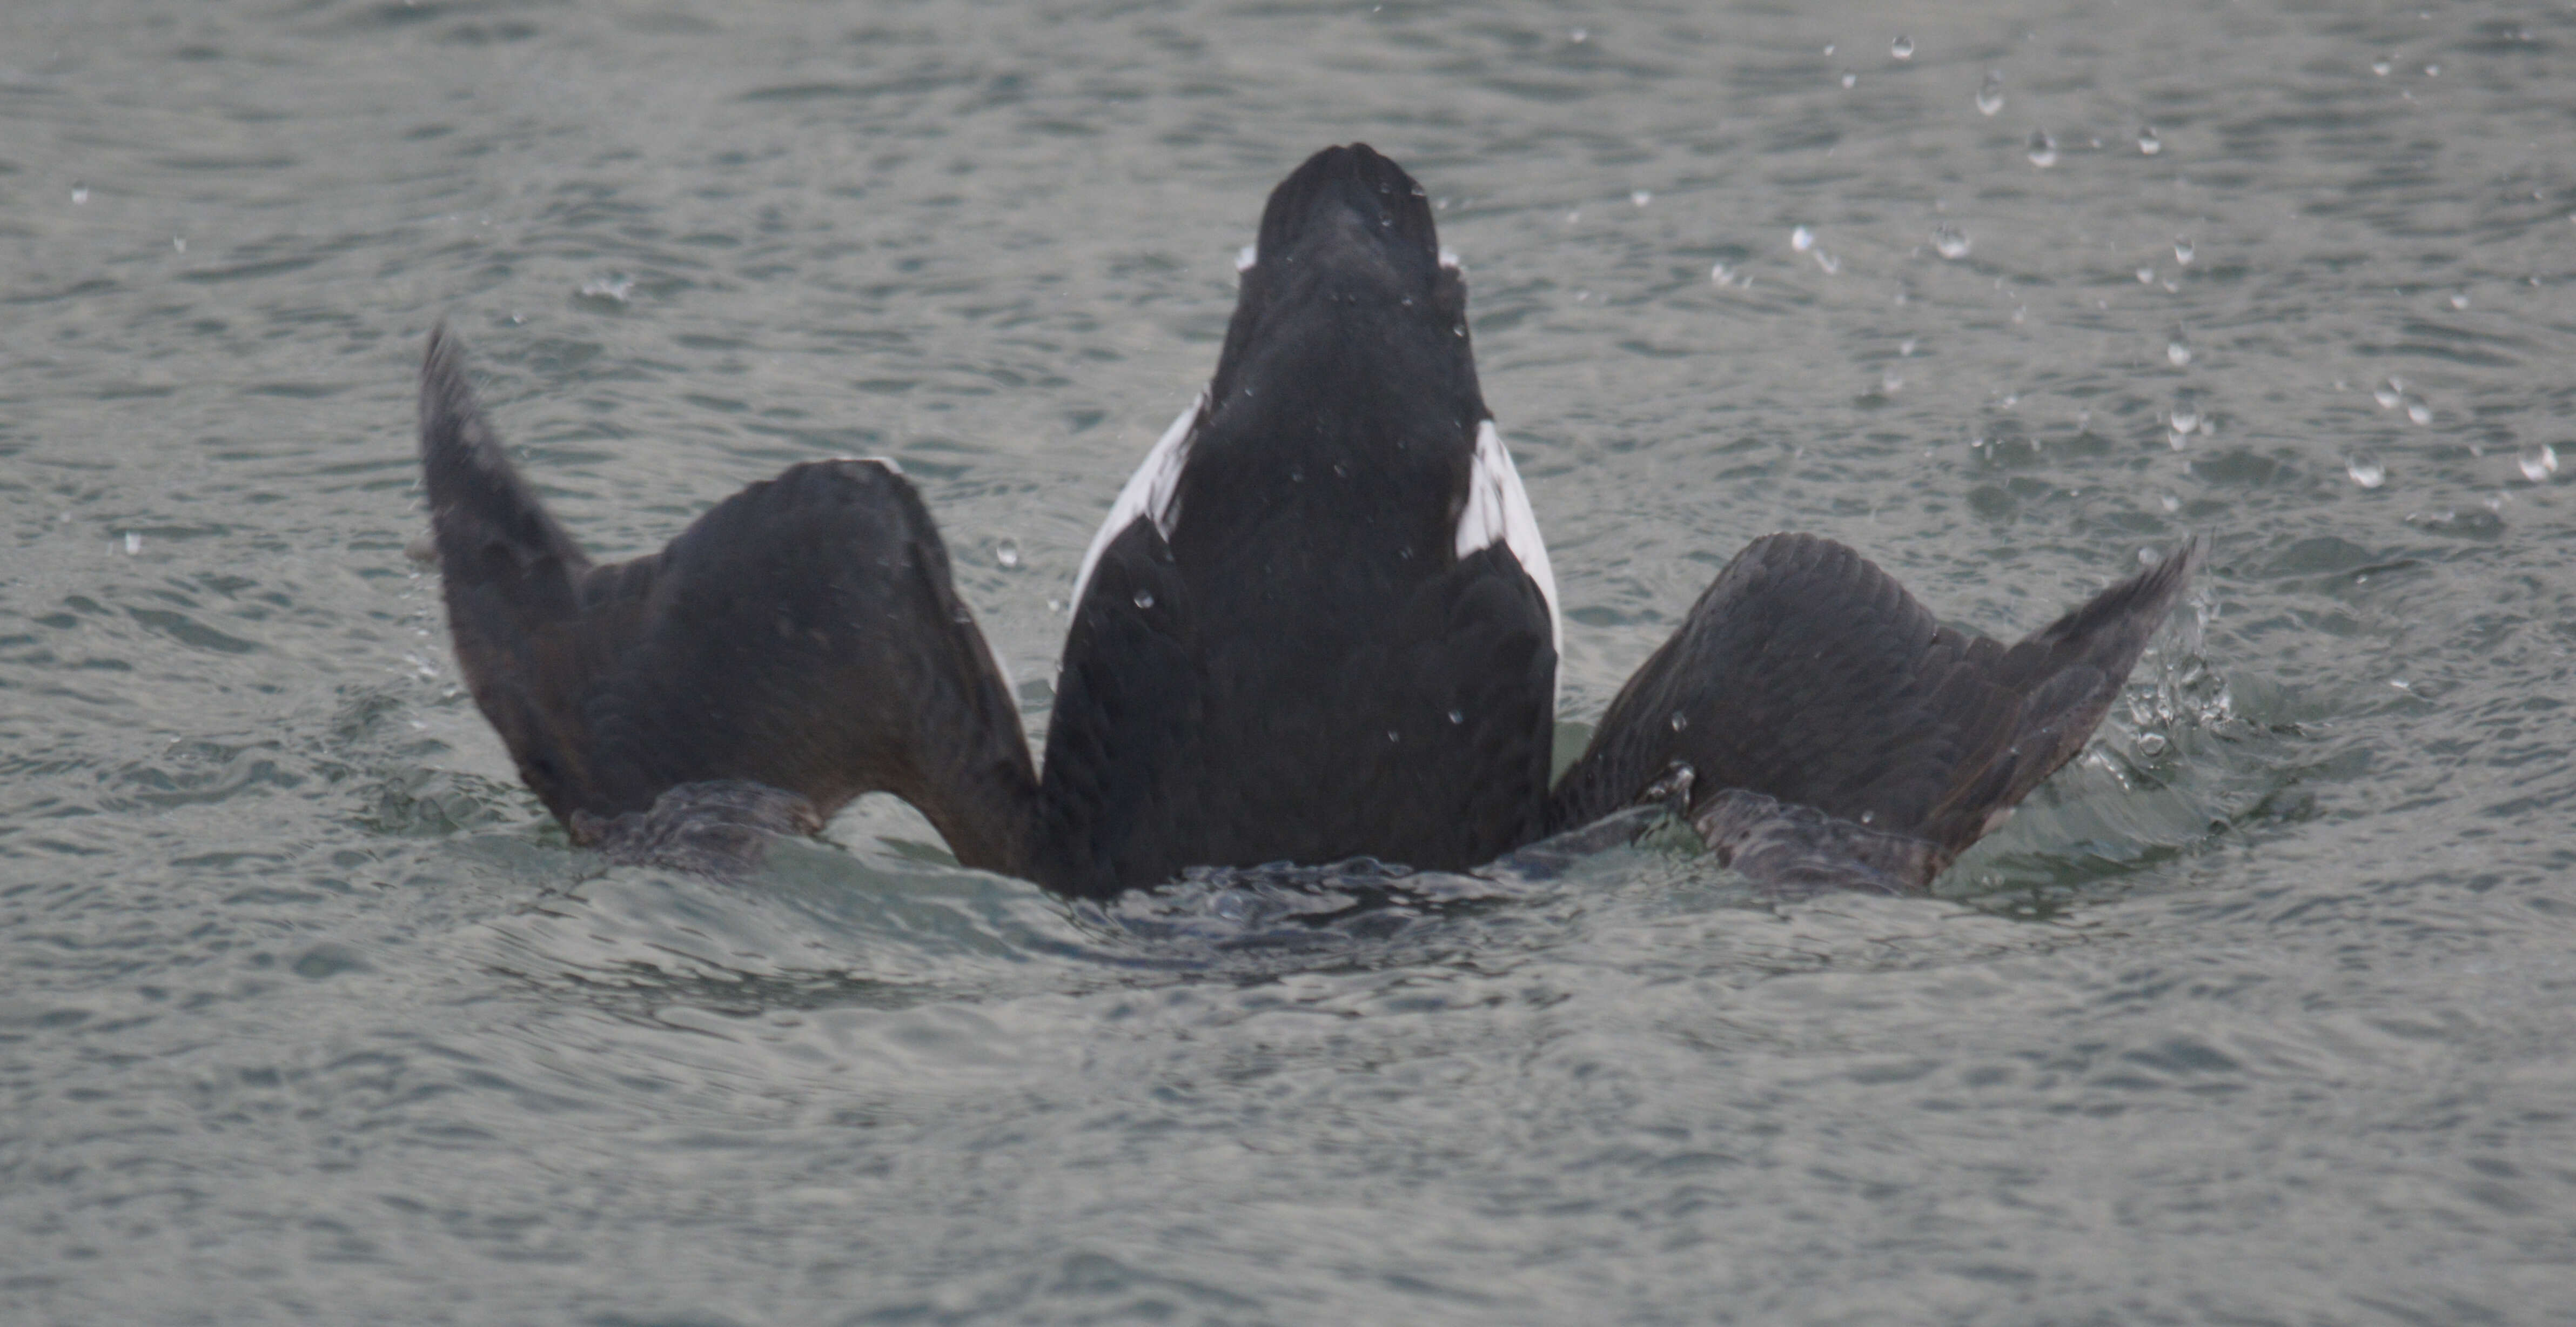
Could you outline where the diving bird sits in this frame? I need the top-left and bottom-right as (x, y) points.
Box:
(416, 144), (2202, 897)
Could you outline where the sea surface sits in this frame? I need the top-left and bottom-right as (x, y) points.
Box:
(5, 1), (2574, 1323)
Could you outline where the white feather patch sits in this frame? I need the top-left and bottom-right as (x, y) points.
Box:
(1456, 420), (1560, 655)
(1071, 392), (1204, 609)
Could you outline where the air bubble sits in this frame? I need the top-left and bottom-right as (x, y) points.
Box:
(2167, 339), (2192, 367)
(123, 532), (142, 555)
(2448, 292), (2468, 310)
(2373, 378), (2403, 410)
(2137, 126), (2162, 155)
(2138, 266), (2156, 285)
(1976, 71), (2004, 116)
(1132, 588), (1155, 609)
(2372, 57), (2392, 76)
(1891, 35), (1914, 59)
(2027, 130), (2057, 167)
(2406, 400), (2432, 426)
(1669, 711), (1689, 732)
(2174, 239), (2195, 265)
(996, 538), (1020, 569)
(71, 182), (89, 204)
(1931, 223), (1970, 260)
(1631, 189), (1652, 207)
(2518, 445), (2559, 482)
(1448, 708), (1465, 725)
(2346, 452), (2386, 488)
(1792, 225), (1815, 252)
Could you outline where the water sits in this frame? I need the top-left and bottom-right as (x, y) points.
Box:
(6, 1), (2576, 1322)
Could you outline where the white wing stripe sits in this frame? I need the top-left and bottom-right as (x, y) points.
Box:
(1072, 392), (1204, 608)
(1455, 420), (1561, 656)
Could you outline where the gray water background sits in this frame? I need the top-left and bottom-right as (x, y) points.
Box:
(6, 0), (2575, 1322)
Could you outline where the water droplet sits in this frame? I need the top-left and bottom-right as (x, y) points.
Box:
(2160, 493), (2182, 512)
(2373, 379), (2403, 410)
(1332, 460), (1350, 479)
(2167, 339), (2192, 367)
(1452, 323), (1466, 338)
(1386, 729), (1401, 743)
(123, 532), (142, 555)
(1931, 223), (1971, 260)
(1132, 588), (1155, 609)
(1668, 711), (1691, 733)
(995, 538), (1020, 569)
(172, 236), (185, 253)
(2170, 400), (2201, 435)
(2137, 126), (2162, 155)
(2138, 266), (2156, 285)
(1568, 26), (1586, 42)
(1881, 368), (1904, 394)
(1975, 71), (2004, 116)
(1791, 225), (1815, 252)
(2406, 400), (2432, 426)
(1709, 262), (1734, 287)
(1631, 189), (1652, 207)
(2372, 56), (2392, 76)
(2026, 130), (2057, 167)
(2174, 238), (2195, 265)
(1891, 35), (1915, 60)
(2448, 291), (2468, 310)
(2424, 63), (2438, 76)
(71, 182), (89, 204)
(1841, 72), (1857, 90)
(1899, 337), (1917, 357)
(2518, 444), (2559, 482)
(1859, 809), (1876, 825)
(2347, 452), (2386, 488)
(1448, 708), (1465, 725)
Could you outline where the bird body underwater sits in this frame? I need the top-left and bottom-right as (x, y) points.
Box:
(417, 144), (2203, 898)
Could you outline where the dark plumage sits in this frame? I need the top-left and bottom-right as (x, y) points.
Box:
(417, 144), (2201, 896)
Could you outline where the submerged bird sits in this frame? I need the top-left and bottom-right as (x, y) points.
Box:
(417, 144), (2201, 897)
